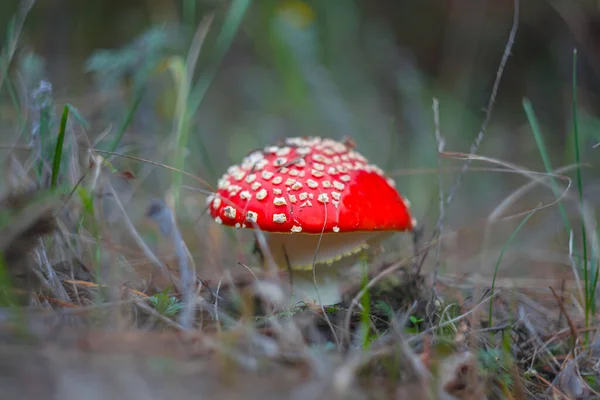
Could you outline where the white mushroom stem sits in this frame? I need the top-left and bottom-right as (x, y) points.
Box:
(286, 266), (344, 306)
(262, 231), (391, 306)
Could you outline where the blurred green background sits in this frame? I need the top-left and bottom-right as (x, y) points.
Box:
(1, 0), (600, 282)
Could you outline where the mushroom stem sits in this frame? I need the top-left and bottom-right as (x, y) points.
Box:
(262, 232), (387, 306)
(288, 266), (343, 306)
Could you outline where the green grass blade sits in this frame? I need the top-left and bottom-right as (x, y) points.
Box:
(106, 87), (145, 152)
(523, 98), (571, 232)
(66, 103), (90, 129)
(171, 0), (252, 209)
(188, 0), (252, 112)
(51, 105), (69, 188)
(572, 49), (590, 326)
(488, 210), (535, 327)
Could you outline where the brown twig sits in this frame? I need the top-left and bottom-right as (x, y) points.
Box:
(549, 286), (579, 348)
(64, 279), (149, 298)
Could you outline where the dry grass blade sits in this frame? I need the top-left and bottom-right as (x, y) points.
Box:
(444, 0), (520, 207)
(431, 97), (445, 293)
(101, 173), (175, 285)
(146, 199), (197, 330)
(92, 149), (215, 193)
(64, 279), (149, 298)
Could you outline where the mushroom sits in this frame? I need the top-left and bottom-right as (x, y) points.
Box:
(207, 137), (416, 306)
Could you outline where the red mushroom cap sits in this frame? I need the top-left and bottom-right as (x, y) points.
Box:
(207, 137), (415, 234)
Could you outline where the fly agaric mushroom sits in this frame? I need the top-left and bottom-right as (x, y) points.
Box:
(207, 137), (416, 306)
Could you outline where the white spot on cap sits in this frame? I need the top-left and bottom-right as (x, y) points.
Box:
(333, 143), (346, 153)
(273, 188), (283, 195)
(299, 192), (308, 201)
(280, 167), (289, 174)
(285, 178), (296, 186)
(272, 176), (283, 185)
(251, 182), (262, 191)
(228, 185), (242, 196)
(254, 159), (269, 170)
(333, 181), (345, 191)
(295, 158), (306, 168)
(233, 170), (245, 181)
(244, 151), (264, 165)
(332, 200), (339, 209)
(313, 162), (324, 171)
(273, 196), (287, 206)
(218, 178), (229, 189)
(331, 191), (341, 201)
(276, 147), (291, 156)
(322, 181), (332, 188)
(328, 167), (338, 175)
(386, 178), (396, 187)
(286, 137), (305, 146)
(403, 196), (411, 207)
(273, 157), (287, 167)
(291, 181), (303, 190)
(311, 169), (324, 178)
(215, 216), (223, 224)
(289, 169), (300, 176)
(223, 206), (236, 219)
(245, 174), (257, 183)
(307, 179), (318, 189)
(273, 213), (287, 224)
(212, 197), (221, 209)
(265, 146), (279, 154)
(300, 200), (312, 208)
(340, 175), (351, 182)
(288, 194), (297, 203)
(262, 171), (274, 180)
(291, 225), (302, 233)
(246, 211), (258, 223)
(317, 193), (329, 203)
(240, 190), (252, 200)
(256, 188), (267, 200)
(333, 226), (340, 233)
(296, 147), (310, 155)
